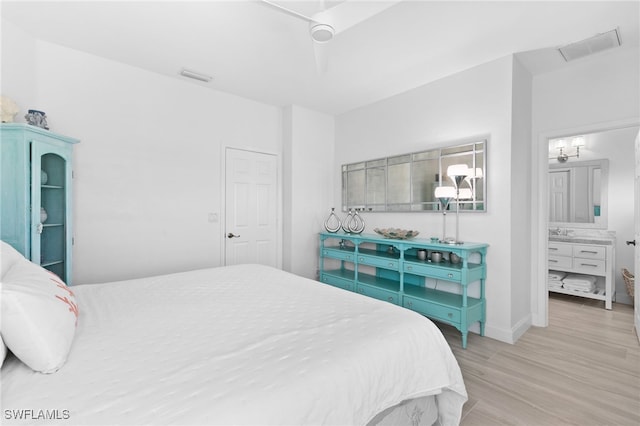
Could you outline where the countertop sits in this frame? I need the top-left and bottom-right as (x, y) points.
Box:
(549, 235), (615, 245)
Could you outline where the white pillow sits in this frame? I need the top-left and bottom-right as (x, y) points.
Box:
(1, 240), (26, 281)
(1, 259), (78, 373)
(0, 334), (7, 368)
(1, 241), (24, 368)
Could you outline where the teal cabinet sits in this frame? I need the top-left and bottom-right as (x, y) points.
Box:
(1, 124), (79, 284)
(319, 232), (488, 348)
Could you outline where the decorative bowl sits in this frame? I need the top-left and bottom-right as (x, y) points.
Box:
(374, 228), (419, 240)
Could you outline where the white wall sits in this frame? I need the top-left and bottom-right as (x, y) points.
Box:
(283, 105), (335, 279)
(335, 56), (523, 343)
(2, 21), (283, 284)
(533, 47), (639, 133)
(0, 20), (37, 110)
(532, 46), (640, 322)
(510, 57), (533, 337)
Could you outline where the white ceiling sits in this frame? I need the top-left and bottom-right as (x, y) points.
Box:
(2, 0), (639, 115)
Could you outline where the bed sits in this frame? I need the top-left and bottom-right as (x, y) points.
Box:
(0, 242), (466, 425)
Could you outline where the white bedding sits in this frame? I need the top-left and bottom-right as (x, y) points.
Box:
(1, 264), (466, 425)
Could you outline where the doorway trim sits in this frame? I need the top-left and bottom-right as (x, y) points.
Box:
(532, 117), (640, 327)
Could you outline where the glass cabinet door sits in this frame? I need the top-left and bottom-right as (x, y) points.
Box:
(30, 142), (73, 283)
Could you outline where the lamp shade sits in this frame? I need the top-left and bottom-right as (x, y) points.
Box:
(465, 168), (483, 183)
(456, 188), (472, 199)
(571, 136), (585, 147)
(435, 186), (456, 198)
(555, 139), (567, 149)
(447, 164), (470, 177)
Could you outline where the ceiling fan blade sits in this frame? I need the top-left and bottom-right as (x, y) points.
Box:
(260, 0), (316, 24)
(313, 0), (402, 35)
(313, 41), (329, 74)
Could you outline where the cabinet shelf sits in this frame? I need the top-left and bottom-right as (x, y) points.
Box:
(319, 232), (488, 348)
(358, 247), (399, 260)
(404, 285), (482, 308)
(41, 259), (64, 267)
(323, 268), (355, 280)
(549, 286), (606, 300)
(357, 271), (400, 292)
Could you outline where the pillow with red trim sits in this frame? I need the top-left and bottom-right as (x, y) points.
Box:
(1, 240), (25, 280)
(1, 259), (78, 373)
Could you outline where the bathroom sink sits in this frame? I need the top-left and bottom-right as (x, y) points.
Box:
(549, 235), (614, 245)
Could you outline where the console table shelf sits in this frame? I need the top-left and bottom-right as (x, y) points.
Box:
(319, 232), (488, 348)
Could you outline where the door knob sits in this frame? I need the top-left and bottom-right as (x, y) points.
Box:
(626, 240), (636, 246)
(227, 232), (241, 239)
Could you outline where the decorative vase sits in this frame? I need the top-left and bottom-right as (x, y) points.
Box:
(323, 208), (342, 233)
(342, 209), (354, 233)
(25, 109), (49, 130)
(40, 207), (48, 223)
(41, 170), (48, 185)
(0, 96), (19, 123)
(348, 209), (365, 234)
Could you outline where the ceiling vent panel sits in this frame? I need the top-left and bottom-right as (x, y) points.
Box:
(558, 28), (621, 62)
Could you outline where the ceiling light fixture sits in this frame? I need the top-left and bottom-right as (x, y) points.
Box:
(179, 68), (213, 83)
(310, 24), (335, 43)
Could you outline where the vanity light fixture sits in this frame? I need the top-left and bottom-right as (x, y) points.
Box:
(179, 68), (213, 83)
(551, 136), (585, 162)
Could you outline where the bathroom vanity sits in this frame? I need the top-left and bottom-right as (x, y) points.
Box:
(548, 235), (616, 309)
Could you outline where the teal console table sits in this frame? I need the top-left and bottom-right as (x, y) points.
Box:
(319, 232), (488, 348)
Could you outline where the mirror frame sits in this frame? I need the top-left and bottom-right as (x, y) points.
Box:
(548, 159), (609, 229)
(342, 139), (487, 213)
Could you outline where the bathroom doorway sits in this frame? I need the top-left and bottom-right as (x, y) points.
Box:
(533, 120), (640, 327)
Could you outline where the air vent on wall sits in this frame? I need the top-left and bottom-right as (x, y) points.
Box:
(558, 28), (622, 62)
(179, 68), (213, 82)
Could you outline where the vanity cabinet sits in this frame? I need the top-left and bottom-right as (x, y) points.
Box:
(1, 124), (79, 284)
(548, 239), (615, 309)
(319, 232), (488, 348)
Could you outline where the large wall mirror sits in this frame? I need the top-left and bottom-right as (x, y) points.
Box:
(548, 159), (609, 228)
(342, 139), (486, 212)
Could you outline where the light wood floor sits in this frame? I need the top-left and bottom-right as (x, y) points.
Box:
(438, 294), (640, 426)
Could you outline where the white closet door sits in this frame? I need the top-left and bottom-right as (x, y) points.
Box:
(225, 148), (278, 267)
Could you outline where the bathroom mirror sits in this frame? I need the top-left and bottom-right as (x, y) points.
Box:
(342, 139), (486, 212)
(548, 159), (609, 228)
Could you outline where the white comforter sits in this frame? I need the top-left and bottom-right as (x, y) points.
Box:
(1, 264), (466, 425)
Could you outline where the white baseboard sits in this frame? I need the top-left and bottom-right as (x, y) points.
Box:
(483, 315), (532, 345)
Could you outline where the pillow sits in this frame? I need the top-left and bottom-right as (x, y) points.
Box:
(1, 240), (26, 281)
(1, 259), (78, 373)
(0, 241), (24, 368)
(0, 334), (7, 368)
